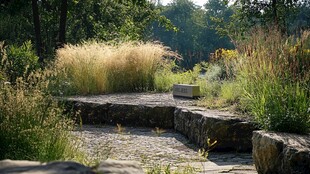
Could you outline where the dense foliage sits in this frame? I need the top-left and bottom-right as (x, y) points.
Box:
(0, 41), (39, 82)
(151, 0), (234, 68)
(236, 29), (310, 134)
(0, 0), (168, 59)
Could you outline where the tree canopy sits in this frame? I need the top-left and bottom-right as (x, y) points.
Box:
(0, 0), (309, 67)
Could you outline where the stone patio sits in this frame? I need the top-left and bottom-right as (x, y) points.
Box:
(72, 125), (257, 173)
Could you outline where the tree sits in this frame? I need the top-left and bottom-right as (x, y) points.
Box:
(31, 0), (43, 61)
(234, 0), (301, 32)
(58, 0), (68, 48)
(1, 0), (165, 60)
(150, 0), (234, 68)
(203, 0), (234, 46)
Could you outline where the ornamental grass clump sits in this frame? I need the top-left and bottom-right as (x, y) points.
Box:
(0, 42), (84, 161)
(56, 41), (178, 95)
(236, 29), (310, 134)
(0, 74), (82, 161)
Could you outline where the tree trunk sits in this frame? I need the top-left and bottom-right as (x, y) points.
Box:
(58, 0), (68, 48)
(272, 0), (278, 26)
(31, 0), (43, 62)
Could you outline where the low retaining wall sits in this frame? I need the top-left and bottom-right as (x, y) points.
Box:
(174, 107), (257, 152)
(64, 101), (175, 128)
(62, 93), (257, 152)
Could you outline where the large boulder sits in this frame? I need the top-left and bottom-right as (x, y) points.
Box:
(252, 131), (310, 174)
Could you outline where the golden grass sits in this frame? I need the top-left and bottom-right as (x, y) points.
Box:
(56, 41), (178, 94)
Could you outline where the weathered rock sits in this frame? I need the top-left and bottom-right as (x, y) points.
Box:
(0, 159), (41, 168)
(0, 160), (94, 174)
(252, 131), (310, 174)
(96, 159), (144, 174)
(174, 107), (258, 152)
(0, 159), (144, 174)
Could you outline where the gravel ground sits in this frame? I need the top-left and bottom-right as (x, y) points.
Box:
(72, 125), (257, 173)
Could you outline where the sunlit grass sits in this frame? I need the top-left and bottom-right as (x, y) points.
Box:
(236, 29), (310, 134)
(0, 75), (85, 162)
(56, 41), (179, 95)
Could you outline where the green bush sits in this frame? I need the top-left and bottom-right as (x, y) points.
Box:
(0, 41), (39, 83)
(205, 64), (223, 81)
(237, 29), (310, 134)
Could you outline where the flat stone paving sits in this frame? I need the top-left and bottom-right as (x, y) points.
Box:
(66, 93), (196, 106)
(72, 125), (257, 174)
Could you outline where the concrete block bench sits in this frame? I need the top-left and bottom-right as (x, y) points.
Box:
(173, 84), (200, 98)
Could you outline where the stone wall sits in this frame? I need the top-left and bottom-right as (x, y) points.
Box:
(61, 94), (258, 152)
(174, 107), (258, 152)
(64, 101), (175, 128)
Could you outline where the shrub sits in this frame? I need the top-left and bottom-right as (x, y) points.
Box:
(204, 64), (223, 81)
(0, 41), (39, 83)
(0, 72), (83, 161)
(236, 29), (310, 134)
(56, 41), (179, 95)
(210, 48), (238, 79)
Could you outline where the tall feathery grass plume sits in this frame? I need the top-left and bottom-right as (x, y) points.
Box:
(55, 41), (180, 95)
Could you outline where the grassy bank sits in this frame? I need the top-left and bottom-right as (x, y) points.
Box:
(199, 29), (310, 134)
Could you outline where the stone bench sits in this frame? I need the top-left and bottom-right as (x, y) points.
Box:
(173, 84), (200, 98)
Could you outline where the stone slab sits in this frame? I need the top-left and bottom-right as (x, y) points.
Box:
(0, 159), (144, 174)
(173, 84), (200, 98)
(0, 160), (94, 174)
(96, 159), (144, 174)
